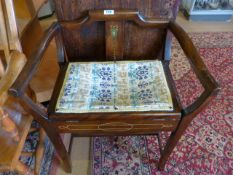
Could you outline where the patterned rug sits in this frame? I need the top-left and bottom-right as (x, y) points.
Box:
(0, 125), (54, 175)
(92, 32), (233, 175)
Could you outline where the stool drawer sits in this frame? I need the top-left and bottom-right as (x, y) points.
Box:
(55, 119), (179, 135)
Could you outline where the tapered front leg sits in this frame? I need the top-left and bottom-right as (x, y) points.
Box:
(158, 116), (192, 170)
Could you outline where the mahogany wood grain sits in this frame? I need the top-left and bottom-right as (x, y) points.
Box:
(54, 119), (180, 135)
(162, 60), (182, 112)
(156, 21), (219, 170)
(14, 0), (58, 103)
(59, 8), (168, 60)
(20, 16), (44, 57)
(11, 23), (59, 97)
(168, 21), (219, 117)
(105, 21), (124, 61)
(53, 0), (179, 61)
(55, 26), (67, 64)
(9, 7), (219, 172)
(54, 0), (179, 21)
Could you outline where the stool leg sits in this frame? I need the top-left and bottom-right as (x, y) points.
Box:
(158, 116), (192, 170)
(39, 122), (72, 173)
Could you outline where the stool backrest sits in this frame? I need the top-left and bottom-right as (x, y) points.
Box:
(53, 0), (181, 61)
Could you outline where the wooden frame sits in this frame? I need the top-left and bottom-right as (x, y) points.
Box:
(0, 0), (22, 64)
(0, 51), (46, 175)
(0, 1), (48, 173)
(9, 10), (219, 173)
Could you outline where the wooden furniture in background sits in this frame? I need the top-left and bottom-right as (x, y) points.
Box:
(0, 0), (22, 64)
(0, 51), (46, 175)
(0, 0), (59, 103)
(0, 1), (48, 174)
(15, 0), (59, 103)
(10, 0), (219, 173)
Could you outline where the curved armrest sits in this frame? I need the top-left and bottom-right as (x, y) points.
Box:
(9, 22), (60, 97)
(0, 51), (27, 103)
(168, 21), (219, 117)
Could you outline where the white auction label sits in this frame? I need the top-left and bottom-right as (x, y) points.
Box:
(104, 10), (115, 15)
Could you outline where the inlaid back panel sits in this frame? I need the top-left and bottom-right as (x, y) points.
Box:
(54, 0), (180, 20)
(53, 0), (180, 61)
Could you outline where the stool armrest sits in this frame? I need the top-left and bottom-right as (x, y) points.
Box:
(168, 21), (219, 117)
(9, 22), (60, 97)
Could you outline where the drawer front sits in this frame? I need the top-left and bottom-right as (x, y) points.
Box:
(54, 119), (179, 135)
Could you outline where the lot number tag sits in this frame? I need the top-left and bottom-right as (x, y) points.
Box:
(104, 10), (115, 15)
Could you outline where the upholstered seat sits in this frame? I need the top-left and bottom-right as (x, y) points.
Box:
(55, 60), (173, 113)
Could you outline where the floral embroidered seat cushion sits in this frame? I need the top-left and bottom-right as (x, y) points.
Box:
(55, 60), (173, 113)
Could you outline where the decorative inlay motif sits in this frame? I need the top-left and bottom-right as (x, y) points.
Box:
(58, 123), (174, 131)
(56, 60), (173, 113)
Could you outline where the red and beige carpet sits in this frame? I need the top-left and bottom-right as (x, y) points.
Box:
(91, 32), (233, 175)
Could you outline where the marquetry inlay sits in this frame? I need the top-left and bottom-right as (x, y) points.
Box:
(58, 122), (174, 132)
